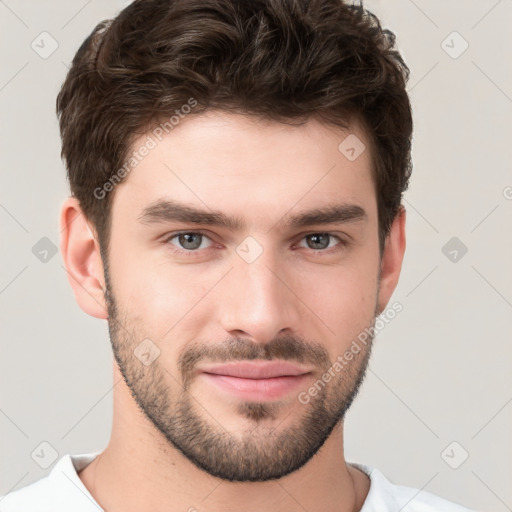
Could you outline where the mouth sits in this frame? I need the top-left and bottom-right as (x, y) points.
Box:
(198, 360), (313, 401)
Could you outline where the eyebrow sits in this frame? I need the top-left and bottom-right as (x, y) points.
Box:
(137, 199), (367, 231)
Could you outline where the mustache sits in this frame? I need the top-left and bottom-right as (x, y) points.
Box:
(179, 335), (332, 387)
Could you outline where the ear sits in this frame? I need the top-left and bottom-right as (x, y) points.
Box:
(60, 197), (108, 319)
(377, 205), (406, 315)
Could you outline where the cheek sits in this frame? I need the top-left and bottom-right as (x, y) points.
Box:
(115, 257), (220, 343)
(298, 262), (379, 357)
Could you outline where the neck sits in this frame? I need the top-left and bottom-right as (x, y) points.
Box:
(78, 365), (370, 512)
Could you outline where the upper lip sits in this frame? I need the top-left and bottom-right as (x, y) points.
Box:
(199, 361), (312, 379)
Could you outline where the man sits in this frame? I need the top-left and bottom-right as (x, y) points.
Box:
(0, 0), (475, 510)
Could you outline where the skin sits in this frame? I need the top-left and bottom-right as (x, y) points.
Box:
(60, 110), (406, 512)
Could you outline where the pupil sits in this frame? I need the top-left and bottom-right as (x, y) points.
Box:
(180, 233), (201, 250)
(309, 233), (329, 249)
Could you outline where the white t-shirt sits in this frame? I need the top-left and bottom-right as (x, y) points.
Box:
(0, 452), (476, 511)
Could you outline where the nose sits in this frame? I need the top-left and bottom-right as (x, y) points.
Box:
(218, 248), (302, 344)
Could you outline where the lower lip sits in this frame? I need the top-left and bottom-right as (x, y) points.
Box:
(201, 373), (310, 401)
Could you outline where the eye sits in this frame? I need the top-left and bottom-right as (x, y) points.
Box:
(166, 232), (213, 251)
(297, 233), (344, 251)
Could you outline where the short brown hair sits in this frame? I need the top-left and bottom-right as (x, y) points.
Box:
(56, 0), (413, 256)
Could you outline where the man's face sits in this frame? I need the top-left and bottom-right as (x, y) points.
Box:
(103, 111), (382, 481)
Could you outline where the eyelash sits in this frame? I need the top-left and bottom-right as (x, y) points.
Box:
(163, 230), (349, 256)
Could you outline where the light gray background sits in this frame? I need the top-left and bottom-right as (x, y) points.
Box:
(1, 1), (511, 511)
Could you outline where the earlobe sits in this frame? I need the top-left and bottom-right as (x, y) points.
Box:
(59, 197), (108, 319)
(377, 205), (406, 315)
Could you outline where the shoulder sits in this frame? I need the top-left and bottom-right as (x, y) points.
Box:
(351, 462), (477, 512)
(0, 452), (102, 512)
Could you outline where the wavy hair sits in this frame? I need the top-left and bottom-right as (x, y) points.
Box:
(56, 0), (413, 255)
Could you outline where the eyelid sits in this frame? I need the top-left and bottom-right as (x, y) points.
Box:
(163, 229), (349, 255)
(293, 232), (347, 251)
(164, 230), (215, 251)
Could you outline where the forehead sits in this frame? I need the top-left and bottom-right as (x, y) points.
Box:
(111, 111), (376, 229)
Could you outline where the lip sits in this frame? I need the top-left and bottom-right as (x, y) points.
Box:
(199, 360), (313, 379)
(198, 360), (313, 401)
